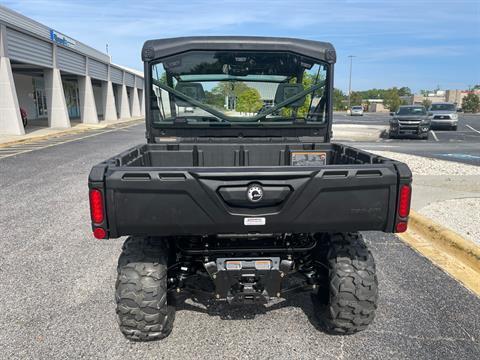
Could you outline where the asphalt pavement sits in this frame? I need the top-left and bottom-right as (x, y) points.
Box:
(334, 113), (480, 165)
(0, 124), (479, 359)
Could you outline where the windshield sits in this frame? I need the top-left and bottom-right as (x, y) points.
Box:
(149, 51), (328, 125)
(397, 106), (426, 115)
(430, 103), (456, 111)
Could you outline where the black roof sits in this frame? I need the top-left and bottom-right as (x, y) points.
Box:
(142, 36), (336, 64)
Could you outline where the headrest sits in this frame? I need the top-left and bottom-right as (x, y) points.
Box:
(174, 82), (205, 107)
(274, 83), (305, 107)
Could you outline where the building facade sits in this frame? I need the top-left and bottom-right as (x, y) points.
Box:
(0, 5), (144, 135)
(445, 89), (480, 107)
(410, 89), (480, 109)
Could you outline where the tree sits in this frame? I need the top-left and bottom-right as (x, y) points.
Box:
(333, 88), (346, 110)
(422, 99), (432, 110)
(383, 88), (402, 111)
(212, 81), (248, 98)
(349, 91), (363, 106)
(297, 73), (316, 116)
(281, 73), (321, 117)
(211, 82), (250, 110)
(462, 93), (480, 113)
(398, 87), (412, 96)
(355, 88), (385, 100)
(204, 90), (224, 108)
(236, 88), (263, 113)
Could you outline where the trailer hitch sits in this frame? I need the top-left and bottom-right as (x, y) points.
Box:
(204, 257), (294, 303)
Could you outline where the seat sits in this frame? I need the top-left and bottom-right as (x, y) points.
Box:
(174, 82), (205, 107)
(274, 83), (305, 107)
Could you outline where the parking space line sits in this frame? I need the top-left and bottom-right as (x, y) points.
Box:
(0, 121), (142, 160)
(3, 145), (50, 149)
(429, 130), (439, 142)
(0, 123), (142, 160)
(466, 124), (480, 134)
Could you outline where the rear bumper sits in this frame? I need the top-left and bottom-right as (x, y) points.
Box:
(97, 165), (407, 237)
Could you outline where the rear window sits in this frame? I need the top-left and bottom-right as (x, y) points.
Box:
(149, 50), (329, 125)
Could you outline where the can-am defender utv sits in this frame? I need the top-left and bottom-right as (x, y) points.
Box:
(88, 36), (412, 341)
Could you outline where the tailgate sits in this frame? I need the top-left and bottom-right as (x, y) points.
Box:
(103, 165), (401, 237)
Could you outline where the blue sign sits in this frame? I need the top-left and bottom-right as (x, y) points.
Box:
(50, 29), (76, 48)
(436, 153), (480, 160)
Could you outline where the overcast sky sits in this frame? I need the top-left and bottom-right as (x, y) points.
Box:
(3, 0), (479, 92)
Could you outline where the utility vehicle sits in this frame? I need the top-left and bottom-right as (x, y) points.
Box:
(88, 37), (412, 341)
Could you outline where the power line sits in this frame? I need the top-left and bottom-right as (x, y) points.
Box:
(347, 55), (356, 111)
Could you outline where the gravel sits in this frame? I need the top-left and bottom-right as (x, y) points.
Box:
(371, 151), (480, 176)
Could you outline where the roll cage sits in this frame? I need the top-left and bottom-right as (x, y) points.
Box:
(142, 36), (336, 142)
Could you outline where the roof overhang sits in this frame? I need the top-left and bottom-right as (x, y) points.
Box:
(142, 36), (336, 64)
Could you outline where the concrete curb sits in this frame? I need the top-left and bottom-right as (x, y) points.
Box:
(0, 117), (143, 148)
(399, 210), (480, 296)
(409, 210), (480, 272)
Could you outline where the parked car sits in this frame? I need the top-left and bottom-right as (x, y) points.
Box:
(89, 36), (412, 341)
(428, 102), (458, 130)
(350, 105), (364, 116)
(389, 105), (430, 139)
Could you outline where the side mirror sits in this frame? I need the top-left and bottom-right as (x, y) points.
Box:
(390, 112), (395, 116)
(428, 112), (433, 116)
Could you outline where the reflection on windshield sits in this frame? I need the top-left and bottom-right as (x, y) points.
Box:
(397, 107), (427, 115)
(430, 104), (456, 111)
(150, 51), (328, 124)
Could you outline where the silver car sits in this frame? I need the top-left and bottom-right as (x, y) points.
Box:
(350, 106), (364, 116)
(428, 102), (458, 130)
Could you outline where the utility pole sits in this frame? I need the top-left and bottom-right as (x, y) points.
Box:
(347, 55), (356, 111)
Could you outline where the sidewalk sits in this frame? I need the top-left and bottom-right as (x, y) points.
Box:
(332, 123), (387, 141)
(371, 150), (480, 244)
(0, 117), (143, 147)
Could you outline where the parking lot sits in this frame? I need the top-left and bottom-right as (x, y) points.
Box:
(334, 113), (480, 165)
(0, 123), (479, 359)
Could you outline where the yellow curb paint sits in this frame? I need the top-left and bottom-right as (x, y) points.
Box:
(398, 210), (480, 296)
(0, 128), (89, 148)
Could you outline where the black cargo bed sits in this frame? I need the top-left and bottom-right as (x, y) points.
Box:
(90, 142), (411, 238)
(110, 142), (390, 168)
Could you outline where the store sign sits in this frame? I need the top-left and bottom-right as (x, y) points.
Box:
(50, 29), (76, 48)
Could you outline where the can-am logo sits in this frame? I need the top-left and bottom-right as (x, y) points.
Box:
(50, 30), (76, 48)
(247, 184), (263, 203)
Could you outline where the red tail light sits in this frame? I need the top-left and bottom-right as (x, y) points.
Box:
(93, 228), (107, 239)
(89, 189), (104, 223)
(398, 185), (411, 218)
(396, 222), (408, 233)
